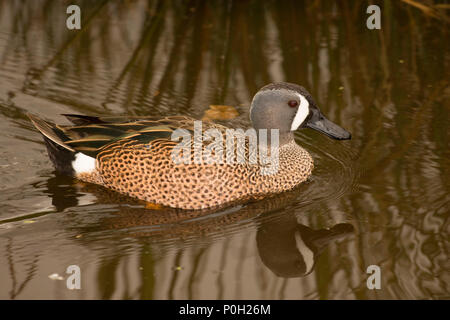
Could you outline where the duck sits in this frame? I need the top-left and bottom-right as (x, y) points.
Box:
(28, 82), (351, 210)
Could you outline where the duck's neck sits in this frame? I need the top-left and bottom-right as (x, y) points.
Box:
(279, 132), (295, 146)
(256, 130), (294, 147)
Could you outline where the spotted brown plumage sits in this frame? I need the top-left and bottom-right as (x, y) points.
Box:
(28, 82), (351, 210)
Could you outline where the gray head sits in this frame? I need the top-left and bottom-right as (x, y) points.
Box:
(250, 82), (351, 144)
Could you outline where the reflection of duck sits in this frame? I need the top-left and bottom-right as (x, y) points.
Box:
(257, 217), (354, 277)
(28, 82), (350, 210)
(45, 174), (353, 276)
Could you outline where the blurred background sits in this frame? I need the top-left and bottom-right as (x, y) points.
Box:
(0, 0), (448, 299)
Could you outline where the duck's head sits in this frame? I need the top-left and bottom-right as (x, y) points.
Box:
(250, 82), (351, 144)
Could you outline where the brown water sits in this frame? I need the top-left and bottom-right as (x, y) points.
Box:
(0, 1), (448, 299)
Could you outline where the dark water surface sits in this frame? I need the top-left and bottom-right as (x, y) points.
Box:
(0, 1), (448, 299)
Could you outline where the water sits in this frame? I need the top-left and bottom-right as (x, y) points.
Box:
(0, 1), (448, 299)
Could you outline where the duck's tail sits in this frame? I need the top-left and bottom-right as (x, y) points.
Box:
(27, 113), (76, 175)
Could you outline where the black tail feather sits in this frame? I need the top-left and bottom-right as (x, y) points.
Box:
(27, 113), (76, 175)
(43, 136), (75, 175)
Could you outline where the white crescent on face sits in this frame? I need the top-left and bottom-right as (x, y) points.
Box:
(290, 94), (310, 131)
(294, 230), (314, 274)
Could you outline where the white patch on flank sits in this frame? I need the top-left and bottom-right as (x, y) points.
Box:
(72, 152), (96, 174)
(295, 230), (314, 274)
(290, 94), (310, 131)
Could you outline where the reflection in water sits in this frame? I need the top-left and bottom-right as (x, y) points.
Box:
(0, 0), (448, 299)
(45, 175), (354, 289)
(257, 218), (354, 278)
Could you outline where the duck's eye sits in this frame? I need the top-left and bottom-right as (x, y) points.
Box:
(288, 100), (299, 108)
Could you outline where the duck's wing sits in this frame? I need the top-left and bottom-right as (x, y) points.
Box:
(28, 113), (229, 158)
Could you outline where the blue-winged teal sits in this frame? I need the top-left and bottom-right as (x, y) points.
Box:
(28, 82), (351, 210)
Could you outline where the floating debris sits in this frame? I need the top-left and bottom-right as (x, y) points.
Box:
(48, 273), (64, 281)
(202, 105), (239, 121)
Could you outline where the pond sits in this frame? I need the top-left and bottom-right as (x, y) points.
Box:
(0, 0), (448, 299)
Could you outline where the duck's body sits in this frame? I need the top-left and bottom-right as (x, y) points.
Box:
(98, 140), (312, 210)
(29, 82), (350, 210)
